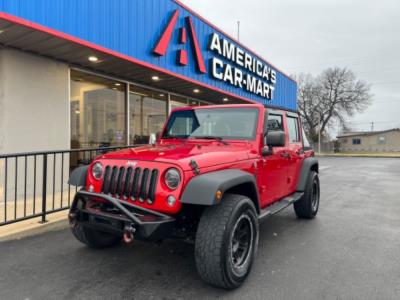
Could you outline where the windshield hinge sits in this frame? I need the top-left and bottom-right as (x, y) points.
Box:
(189, 159), (200, 175)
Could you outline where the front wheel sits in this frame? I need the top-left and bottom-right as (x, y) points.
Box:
(195, 194), (259, 289)
(294, 171), (320, 219)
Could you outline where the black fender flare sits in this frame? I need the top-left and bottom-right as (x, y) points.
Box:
(180, 169), (260, 212)
(296, 157), (319, 192)
(68, 165), (89, 187)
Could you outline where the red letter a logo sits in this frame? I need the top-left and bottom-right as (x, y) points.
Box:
(153, 9), (206, 74)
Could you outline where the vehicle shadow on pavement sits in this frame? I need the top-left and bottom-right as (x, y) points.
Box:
(0, 210), (317, 299)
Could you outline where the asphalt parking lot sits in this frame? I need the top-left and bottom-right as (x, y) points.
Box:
(0, 157), (399, 300)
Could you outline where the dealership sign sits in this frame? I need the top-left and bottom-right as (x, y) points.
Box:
(208, 33), (276, 100)
(153, 9), (277, 100)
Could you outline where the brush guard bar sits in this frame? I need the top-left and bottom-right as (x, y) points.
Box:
(69, 190), (175, 239)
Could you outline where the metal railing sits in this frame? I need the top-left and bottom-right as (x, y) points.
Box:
(0, 145), (141, 226)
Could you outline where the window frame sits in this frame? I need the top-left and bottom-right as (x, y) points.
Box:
(162, 107), (260, 141)
(286, 115), (301, 143)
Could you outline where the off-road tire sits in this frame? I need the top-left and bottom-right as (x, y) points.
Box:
(195, 194), (259, 289)
(294, 171), (320, 219)
(71, 223), (122, 249)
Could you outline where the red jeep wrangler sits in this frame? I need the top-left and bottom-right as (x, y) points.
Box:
(68, 103), (319, 289)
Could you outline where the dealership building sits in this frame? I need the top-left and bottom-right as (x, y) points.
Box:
(0, 0), (297, 155)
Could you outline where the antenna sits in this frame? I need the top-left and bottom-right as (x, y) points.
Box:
(237, 21), (240, 41)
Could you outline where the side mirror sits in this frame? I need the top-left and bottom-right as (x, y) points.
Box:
(262, 146), (273, 156)
(266, 131), (285, 148)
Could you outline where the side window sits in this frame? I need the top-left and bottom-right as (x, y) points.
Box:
(302, 128), (311, 148)
(265, 114), (283, 133)
(352, 138), (361, 145)
(287, 116), (300, 143)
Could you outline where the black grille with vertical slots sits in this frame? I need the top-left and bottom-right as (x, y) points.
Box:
(116, 167), (125, 196)
(139, 168), (150, 202)
(109, 166), (119, 195)
(147, 169), (159, 204)
(102, 166), (112, 193)
(131, 167), (141, 200)
(100, 165), (159, 204)
(123, 167), (133, 199)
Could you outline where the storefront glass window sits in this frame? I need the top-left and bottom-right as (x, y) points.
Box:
(129, 85), (167, 144)
(70, 70), (126, 149)
(189, 99), (200, 106)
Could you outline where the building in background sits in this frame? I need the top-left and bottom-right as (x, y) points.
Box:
(337, 129), (400, 152)
(0, 0), (297, 155)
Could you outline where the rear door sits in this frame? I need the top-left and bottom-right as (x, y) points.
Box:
(285, 113), (304, 193)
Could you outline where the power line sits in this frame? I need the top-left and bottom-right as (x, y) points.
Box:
(347, 120), (399, 125)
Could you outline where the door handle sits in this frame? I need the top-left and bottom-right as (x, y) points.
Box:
(280, 152), (290, 158)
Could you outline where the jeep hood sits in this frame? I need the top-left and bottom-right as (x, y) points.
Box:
(98, 142), (250, 171)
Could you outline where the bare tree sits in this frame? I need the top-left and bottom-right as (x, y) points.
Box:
(296, 67), (372, 142)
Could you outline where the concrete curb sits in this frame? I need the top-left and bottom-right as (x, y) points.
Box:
(0, 211), (69, 242)
(317, 154), (400, 158)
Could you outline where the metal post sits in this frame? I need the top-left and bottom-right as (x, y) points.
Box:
(166, 93), (171, 116)
(237, 21), (240, 41)
(318, 118), (321, 154)
(125, 83), (130, 145)
(40, 154), (48, 223)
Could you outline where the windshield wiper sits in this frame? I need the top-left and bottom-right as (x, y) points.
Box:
(192, 136), (229, 145)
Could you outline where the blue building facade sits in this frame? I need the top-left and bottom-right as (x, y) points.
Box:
(0, 0), (297, 109)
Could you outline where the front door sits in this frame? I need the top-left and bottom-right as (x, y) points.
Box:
(258, 112), (289, 208)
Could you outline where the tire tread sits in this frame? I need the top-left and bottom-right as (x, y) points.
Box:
(294, 171), (319, 219)
(195, 194), (257, 289)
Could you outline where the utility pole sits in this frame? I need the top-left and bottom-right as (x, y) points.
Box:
(237, 21), (240, 41)
(318, 118), (321, 154)
(371, 122), (374, 132)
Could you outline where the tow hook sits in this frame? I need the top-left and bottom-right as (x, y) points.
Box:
(68, 212), (77, 229)
(123, 224), (136, 244)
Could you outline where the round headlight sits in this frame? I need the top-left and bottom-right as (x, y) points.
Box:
(92, 162), (103, 180)
(164, 168), (181, 190)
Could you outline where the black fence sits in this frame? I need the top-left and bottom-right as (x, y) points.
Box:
(0, 145), (141, 226)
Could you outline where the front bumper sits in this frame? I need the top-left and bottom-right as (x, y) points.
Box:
(69, 190), (175, 240)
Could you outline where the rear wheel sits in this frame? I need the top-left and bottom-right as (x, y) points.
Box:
(294, 171), (320, 219)
(195, 194), (259, 289)
(71, 223), (122, 249)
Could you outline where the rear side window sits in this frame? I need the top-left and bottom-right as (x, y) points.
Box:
(287, 116), (300, 143)
(302, 128), (311, 148)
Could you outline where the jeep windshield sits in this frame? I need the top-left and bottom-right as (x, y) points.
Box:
(162, 108), (259, 140)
